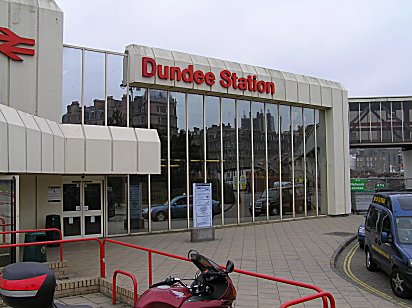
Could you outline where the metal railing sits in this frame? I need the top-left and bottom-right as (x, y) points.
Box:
(103, 238), (335, 308)
(112, 269), (138, 306)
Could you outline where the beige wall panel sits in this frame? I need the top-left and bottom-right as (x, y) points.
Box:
(306, 77), (322, 107)
(60, 124), (85, 174)
(9, 2), (37, 114)
(36, 175), (62, 229)
(254, 66), (273, 100)
(295, 74), (310, 105)
(152, 47), (174, 87)
(135, 128), (160, 174)
(207, 58), (228, 95)
(239, 63), (258, 98)
(83, 125), (112, 174)
(282, 72), (298, 103)
(0, 105), (26, 172)
(110, 126), (137, 173)
(190, 54), (212, 92)
(0, 109), (8, 172)
(268, 69), (286, 102)
(0, 1), (9, 107)
(19, 175), (36, 230)
(34, 116), (54, 173)
(126, 45), (155, 85)
(46, 120), (64, 173)
(224, 61), (244, 96)
(318, 79), (332, 108)
(171, 51), (194, 90)
(37, 6), (63, 122)
(18, 111), (41, 173)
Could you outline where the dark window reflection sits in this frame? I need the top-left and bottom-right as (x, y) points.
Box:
(392, 102), (403, 142)
(238, 100), (252, 223)
(381, 101), (392, 142)
(108, 176), (129, 235)
(170, 92), (187, 230)
(349, 103), (360, 144)
(279, 105), (292, 217)
(222, 98), (238, 225)
(404, 101), (412, 141)
(316, 110), (327, 214)
(292, 107), (305, 217)
(107, 54), (127, 127)
(266, 103), (280, 220)
(304, 108), (316, 216)
(252, 101), (266, 222)
(205, 96), (223, 226)
(359, 102), (370, 142)
(130, 175), (148, 233)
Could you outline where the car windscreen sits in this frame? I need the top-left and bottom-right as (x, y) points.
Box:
(261, 190), (279, 198)
(396, 217), (412, 244)
(397, 196), (412, 211)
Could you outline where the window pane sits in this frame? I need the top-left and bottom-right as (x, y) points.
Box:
(129, 87), (148, 128)
(170, 92), (187, 230)
(370, 102), (381, 142)
(150, 89), (168, 232)
(381, 101), (391, 142)
(292, 107), (305, 217)
(392, 102), (403, 142)
(222, 98), (238, 225)
(130, 175), (149, 233)
(84, 51), (105, 125)
(205, 96), (223, 226)
(107, 54), (127, 127)
(304, 108), (316, 216)
(238, 100), (252, 223)
(403, 101), (412, 141)
(252, 101), (266, 222)
(107, 176), (128, 235)
(316, 110), (327, 214)
(349, 103), (359, 144)
(266, 103), (280, 220)
(62, 47), (82, 124)
(359, 102), (370, 142)
(280, 105), (292, 218)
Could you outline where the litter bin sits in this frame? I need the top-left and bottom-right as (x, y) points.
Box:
(45, 214), (61, 247)
(23, 232), (47, 263)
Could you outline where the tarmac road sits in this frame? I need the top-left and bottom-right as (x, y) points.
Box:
(335, 240), (412, 308)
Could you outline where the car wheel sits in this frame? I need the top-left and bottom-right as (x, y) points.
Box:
(365, 248), (378, 271)
(391, 269), (412, 298)
(155, 211), (167, 222)
(269, 206), (278, 216)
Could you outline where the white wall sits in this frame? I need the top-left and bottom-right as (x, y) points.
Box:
(19, 175), (36, 230)
(36, 175), (62, 229)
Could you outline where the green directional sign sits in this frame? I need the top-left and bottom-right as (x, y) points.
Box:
(375, 183), (386, 189)
(351, 179), (366, 192)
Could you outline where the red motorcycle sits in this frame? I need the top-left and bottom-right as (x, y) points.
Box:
(136, 250), (236, 308)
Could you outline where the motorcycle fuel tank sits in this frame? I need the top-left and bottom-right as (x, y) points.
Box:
(136, 285), (192, 308)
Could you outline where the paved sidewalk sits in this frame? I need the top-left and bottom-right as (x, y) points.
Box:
(47, 215), (397, 307)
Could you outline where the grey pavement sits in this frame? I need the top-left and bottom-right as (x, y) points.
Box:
(45, 215), (398, 307)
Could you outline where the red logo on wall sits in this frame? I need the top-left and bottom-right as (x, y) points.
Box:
(0, 27), (35, 61)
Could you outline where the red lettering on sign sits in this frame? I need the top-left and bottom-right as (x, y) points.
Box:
(0, 27), (35, 61)
(140, 57), (275, 94)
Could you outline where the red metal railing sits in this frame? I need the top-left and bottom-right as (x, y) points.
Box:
(0, 228), (63, 262)
(0, 237), (106, 278)
(103, 238), (335, 308)
(0, 216), (13, 244)
(112, 269), (138, 306)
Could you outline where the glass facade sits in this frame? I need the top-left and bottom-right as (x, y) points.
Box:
(62, 46), (328, 234)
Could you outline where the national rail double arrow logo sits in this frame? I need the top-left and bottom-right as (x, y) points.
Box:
(0, 27), (35, 61)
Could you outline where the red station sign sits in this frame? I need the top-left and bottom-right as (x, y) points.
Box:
(142, 57), (275, 94)
(0, 27), (35, 61)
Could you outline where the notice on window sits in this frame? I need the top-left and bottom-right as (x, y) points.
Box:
(48, 186), (61, 202)
(193, 183), (212, 228)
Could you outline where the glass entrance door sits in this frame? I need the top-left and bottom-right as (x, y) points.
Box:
(62, 181), (103, 238)
(0, 176), (17, 266)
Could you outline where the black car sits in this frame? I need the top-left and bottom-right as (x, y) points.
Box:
(364, 192), (412, 298)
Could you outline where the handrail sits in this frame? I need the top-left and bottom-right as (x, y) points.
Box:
(0, 216), (12, 243)
(279, 291), (336, 308)
(103, 238), (334, 307)
(112, 269), (138, 306)
(0, 237), (106, 278)
(0, 228), (63, 262)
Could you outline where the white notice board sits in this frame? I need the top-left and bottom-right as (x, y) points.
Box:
(193, 183), (212, 228)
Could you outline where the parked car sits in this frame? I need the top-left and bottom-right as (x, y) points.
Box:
(358, 223), (365, 249)
(249, 185), (310, 216)
(364, 191), (412, 298)
(142, 195), (221, 222)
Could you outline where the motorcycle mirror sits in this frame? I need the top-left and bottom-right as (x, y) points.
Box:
(225, 260), (234, 273)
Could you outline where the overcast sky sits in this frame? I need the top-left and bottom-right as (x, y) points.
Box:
(57, 0), (412, 98)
